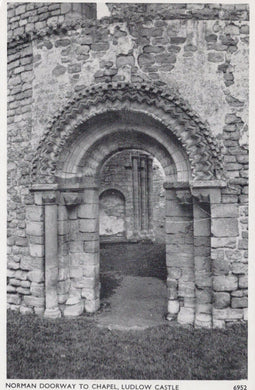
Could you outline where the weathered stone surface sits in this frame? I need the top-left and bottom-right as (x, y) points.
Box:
(213, 292), (230, 309)
(23, 296), (44, 307)
(26, 206), (44, 221)
(239, 275), (248, 288)
(26, 221), (44, 236)
(7, 294), (21, 305)
(27, 270), (44, 283)
(231, 263), (247, 274)
(213, 258), (230, 276)
(20, 305), (33, 314)
(211, 218), (238, 237)
(213, 275), (238, 291)
(79, 219), (98, 233)
(231, 297), (247, 308)
(212, 307), (243, 321)
(168, 300), (180, 315)
(211, 238), (236, 249)
(29, 244), (44, 257)
(177, 307), (194, 325)
(63, 301), (84, 317)
(211, 204), (238, 218)
(84, 299), (100, 313)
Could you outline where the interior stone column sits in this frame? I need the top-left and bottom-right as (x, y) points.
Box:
(43, 192), (61, 319)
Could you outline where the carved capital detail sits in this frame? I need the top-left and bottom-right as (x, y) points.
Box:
(176, 189), (193, 204)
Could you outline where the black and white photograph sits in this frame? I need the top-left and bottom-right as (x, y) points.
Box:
(3, 0), (253, 387)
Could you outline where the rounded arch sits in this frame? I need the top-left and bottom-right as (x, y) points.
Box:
(99, 187), (126, 202)
(31, 81), (223, 185)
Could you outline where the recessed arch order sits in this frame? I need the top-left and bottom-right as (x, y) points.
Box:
(31, 81), (223, 186)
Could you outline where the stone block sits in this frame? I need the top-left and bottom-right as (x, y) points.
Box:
(212, 307), (243, 321)
(17, 286), (31, 295)
(15, 270), (27, 280)
(27, 270), (44, 283)
(196, 304), (212, 314)
(239, 275), (248, 288)
(184, 297), (196, 308)
(213, 319), (225, 329)
(20, 306), (33, 315)
(168, 300), (180, 315)
(165, 220), (192, 234)
(65, 295), (80, 305)
(195, 274), (212, 288)
(29, 243), (44, 258)
(213, 275), (238, 291)
(231, 263), (247, 274)
(79, 219), (98, 233)
(177, 307), (194, 325)
(243, 308), (248, 321)
(30, 282), (44, 297)
(178, 281), (195, 298)
(83, 252), (99, 265)
(78, 204), (98, 219)
(167, 267), (182, 280)
(180, 267), (194, 282)
(83, 190), (99, 204)
(58, 280), (70, 295)
(211, 204), (238, 218)
(231, 297), (248, 309)
(7, 294), (21, 305)
(166, 252), (193, 268)
(213, 292), (230, 309)
(23, 296), (44, 307)
(26, 221), (44, 237)
(84, 240), (99, 253)
(34, 307), (44, 316)
(83, 263), (99, 278)
(73, 277), (98, 289)
(69, 241), (83, 253)
(70, 267), (83, 279)
(194, 218), (210, 237)
(26, 205), (44, 222)
(64, 301), (84, 317)
(213, 258), (230, 275)
(70, 253), (84, 267)
(211, 237), (236, 249)
(211, 218), (238, 237)
(85, 299), (100, 313)
(238, 239), (248, 250)
(194, 313), (212, 329)
(82, 287), (100, 300)
(20, 256), (43, 271)
(194, 256), (211, 273)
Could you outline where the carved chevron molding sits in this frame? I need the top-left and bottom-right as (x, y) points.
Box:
(31, 81), (224, 184)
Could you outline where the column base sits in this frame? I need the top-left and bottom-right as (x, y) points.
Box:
(44, 307), (62, 319)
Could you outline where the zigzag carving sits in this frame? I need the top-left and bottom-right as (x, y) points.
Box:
(31, 81), (224, 184)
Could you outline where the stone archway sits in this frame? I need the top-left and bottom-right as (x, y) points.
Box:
(29, 81), (226, 327)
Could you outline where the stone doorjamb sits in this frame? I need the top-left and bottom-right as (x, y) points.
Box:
(30, 183), (100, 318)
(164, 180), (226, 328)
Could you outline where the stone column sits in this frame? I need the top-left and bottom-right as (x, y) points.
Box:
(192, 198), (212, 329)
(43, 192), (61, 319)
(132, 155), (140, 234)
(140, 155), (148, 231)
(78, 187), (100, 313)
(147, 157), (153, 231)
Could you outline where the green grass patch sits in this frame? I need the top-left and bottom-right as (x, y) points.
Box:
(7, 310), (247, 380)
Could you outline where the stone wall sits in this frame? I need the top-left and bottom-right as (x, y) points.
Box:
(7, 3), (249, 326)
(100, 150), (165, 242)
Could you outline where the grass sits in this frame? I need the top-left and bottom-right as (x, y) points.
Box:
(7, 310), (247, 380)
